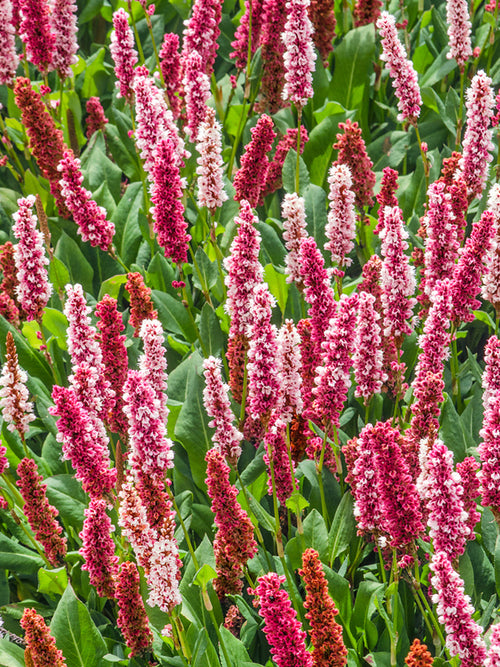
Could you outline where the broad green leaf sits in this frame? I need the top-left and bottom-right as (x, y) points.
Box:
(328, 491), (356, 564)
(152, 290), (198, 343)
(79, 143), (122, 202)
(285, 490), (309, 514)
(245, 488), (276, 533)
(263, 264), (288, 314)
(193, 247), (219, 292)
(439, 393), (467, 461)
(0, 316), (53, 387)
(0, 534), (44, 574)
(193, 563), (217, 589)
(51, 584), (107, 667)
(303, 508), (329, 562)
(80, 47), (107, 97)
(0, 639), (25, 667)
(49, 256), (71, 294)
(38, 566), (68, 597)
(304, 184), (328, 252)
(55, 233), (94, 293)
(199, 303), (225, 357)
(98, 274), (128, 301)
(45, 475), (87, 528)
(282, 150), (310, 195)
(42, 308), (69, 351)
(220, 627), (252, 667)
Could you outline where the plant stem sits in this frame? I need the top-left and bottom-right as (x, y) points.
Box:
(295, 106), (302, 193)
(168, 488), (199, 570)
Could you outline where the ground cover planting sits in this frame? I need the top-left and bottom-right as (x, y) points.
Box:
(0, 0), (500, 664)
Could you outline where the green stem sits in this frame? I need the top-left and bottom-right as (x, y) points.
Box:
(450, 325), (463, 412)
(317, 431), (330, 525)
(127, 0), (146, 65)
(456, 69), (466, 149)
(295, 106), (302, 193)
(415, 582), (446, 648)
(204, 593), (232, 667)
(414, 123), (430, 195)
(235, 468), (265, 547)
(168, 489), (199, 570)
(390, 550), (399, 667)
(169, 612), (191, 665)
(239, 357), (249, 424)
(285, 424), (304, 544)
(266, 438), (284, 558)
(144, 12), (164, 86)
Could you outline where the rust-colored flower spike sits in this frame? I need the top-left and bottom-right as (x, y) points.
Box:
(115, 561), (153, 658)
(308, 0), (336, 66)
(405, 638), (434, 666)
(16, 457), (67, 567)
(300, 548), (348, 667)
(0, 332), (35, 439)
(333, 119), (376, 211)
(20, 608), (67, 667)
(125, 272), (158, 337)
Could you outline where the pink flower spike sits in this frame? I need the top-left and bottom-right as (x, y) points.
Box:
(482, 334), (500, 412)
(230, 0), (264, 70)
(79, 498), (118, 598)
(58, 151), (115, 250)
(110, 9), (138, 102)
(233, 114), (276, 208)
(446, 0), (472, 70)
(417, 438), (469, 561)
(115, 561), (153, 658)
(376, 12), (422, 123)
(479, 388), (500, 516)
(482, 183), (500, 315)
(12, 195), (52, 322)
(203, 356), (243, 462)
(281, 0), (317, 108)
(182, 50), (210, 143)
(124, 370), (174, 480)
(252, 572), (313, 667)
(486, 624), (500, 666)
(0, 333), (35, 437)
(159, 33), (181, 118)
(456, 456), (481, 540)
(325, 163), (357, 268)
(195, 107), (227, 215)
(50, 385), (117, 499)
(264, 414), (293, 504)
(430, 551), (487, 665)
(19, 0), (54, 73)
(450, 209), (495, 324)
(353, 291), (387, 401)
(379, 205), (416, 340)
(139, 318), (169, 424)
(277, 319), (303, 422)
(150, 135), (190, 265)
(0, 0), (19, 85)
(259, 0), (288, 113)
(460, 70), (495, 200)
(181, 0), (222, 78)
(85, 97), (108, 139)
(282, 192), (308, 290)
(50, 0), (78, 80)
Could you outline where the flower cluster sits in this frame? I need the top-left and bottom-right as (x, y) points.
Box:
(233, 114), (276, 207)
(20, 608), (67, 667)
(281, 0), (317, 107)
(0, 331), (35, 436)
(110, 9), (138, 101)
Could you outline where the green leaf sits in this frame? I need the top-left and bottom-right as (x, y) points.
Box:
(303, 509), (329, 562)
(285, 489), (309, 514)
(79, 143), (122, 202)
(494, 535), (500, 599)
(0, 639), (25, 667)
(193, 563), (217, 590)
(193, 247), (219, 292)
(328, 491), (356, 564)
(282, 149), (310, 195)
(439, 393), (467, 461)
(263, 264), (289, 314)
(0, 317), (52, 388)
(55, 233), (94, 293)
(51, 584), (107, 667)
(152, 290), (198, 343)
(98, 274), (128, 301)
(42, 308), (69, 351)
(0, 532), (44, 574)
(44, 475), (87, 529)
(48, 256), (71, 294)
(219, 627), (252, 667)
(38, 566), (68, 597)
(245, 488), (276, 533)
(199, 303), (225, 357)
(304, 184), (328, 252)
(81, 48), (107, 97)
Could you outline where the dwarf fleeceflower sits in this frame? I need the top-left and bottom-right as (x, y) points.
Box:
(263, 126), (308, 201)
(20, 608), (67, 667)
(17, 457), (67, 566)
(430, 551), (487, 665)
(456, 456), (481, 539)
(282, 193), (308, 289)
(259, 0), (288, 113)
(460, 70), (495, 199)
(486, 624), (500, 666)
(181, 0), (222, 77)
(159, 33), (181, 117)
(110, 9), (138, 101)
(277, 319), (303, 422)
(50, 0), (78, 80)
(354, 0), (381, 26)
(85, 97), (108, 138)
(126, 272), (158, 336)
(196, 107), (227, 214)
(206, 447), (257, 597)
(417, 438), (469, 561)
(182, 50), (210, 142)
(230, 0), (264, 70)
(479, 388), (500, 516)
(353, 291), (387, 401)
(0, 332), (35, 436)
(233, 114), (276, 207)
(333, 120), (376, 209)
(58, 151), (115, 250)
(12, 195), (52, 322)
(374, 167), (399, 234)
(0, 0), (19, 85)
(482, 335), (500, 411)
(308, 0), (336, 66)
(377, 12), (422, 123)
(253, 572), (313, 667)
(300, 548), (347, 667)
(139, 318), (169, 424)
(264, 415), (293, 504)
(79, 498), (118, 598)
(446, 0), (472, 70)
(482, 184), (500, 315)
(115, 561), (153, 658)
(150, 135), (190, 265)
(203, 356), (243, 461)
(325, 163), (356, 268)
(19, 0), (54, 73)
(281, 0), (317, 107)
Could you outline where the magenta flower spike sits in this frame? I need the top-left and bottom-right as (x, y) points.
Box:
(58, 151), (115, 251)
(150, 134), (190, 265)
(233, 114), (276, 208)
(259, 0), (288, 113)
(115, 561), (153, 657)
(482, 335), (500, 411)
(325, 163), (357, 269)
(252, 572), (313, 667)
(417, 438), (470, 561)
(146, 530), (182, 614)
(230, 0), (264, 70)
(353, 291), (387, 402)
(12, 195), (52, 322)
(195, 107), (228, 215)
(123, 370), (174, 481)
(376, 12), (422, 123)
(19, 0), (54, 73)
(430, 551), (487, 665)
(263, 414), (293, 504)
(282, 193), (308, 290)
(50, 0), (78, 80)
(347, 428), (383, 540)
(181, 0), (222, 78)
(450, 209), (495, 324)
(182, 50), (210, 142)
(482, 184), (500, 315)
(110, 8), (138, 102)
(0, 0), (19, 85)
(479, 389), (500, 516)
(456, 457), (481, 539)
(281, 0), (317, 108)
(50, 385), (117, 499)
(247, 283), (281, 426)
(79, 498), (118, 598)
(486, 624), (500, 666)
(202, 356), (243, 461)
(446, 0), (472, 70)
(159, 33), (181, 118)
(379, 205), (416, 341)
(460, 70), (495, 200)
(118, 474), (156, 572)
(138, 318), (169, 424)
(277, 319), (303, 423)
(0, 332), (35, 437)
(313, 292), (358, 429)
